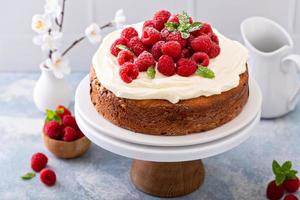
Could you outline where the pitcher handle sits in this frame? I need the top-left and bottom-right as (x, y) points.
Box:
(281, 54), (300, 111)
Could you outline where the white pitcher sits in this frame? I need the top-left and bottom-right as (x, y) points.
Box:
(241, 17), (300, 118)
(33, 64), (72, 112)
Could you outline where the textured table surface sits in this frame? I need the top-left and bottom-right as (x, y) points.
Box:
(0, 72), (299, 200)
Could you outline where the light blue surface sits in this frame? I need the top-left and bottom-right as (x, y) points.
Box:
(0, 73), (299, 200)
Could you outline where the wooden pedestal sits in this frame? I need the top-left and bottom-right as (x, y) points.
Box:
(130, 159), (205, 197)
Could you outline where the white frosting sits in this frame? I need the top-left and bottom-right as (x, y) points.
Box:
(92, 22), (248, 103)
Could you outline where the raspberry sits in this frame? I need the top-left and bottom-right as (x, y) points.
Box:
(284, 194), (299, 200)
(141, 27), (161, 46)
(161, 41), (182, 58)
(143, 20), (156, 29)
(31, 152), (48, 172)
(176, 58), (197, 77)
(135, 51), (155, 71)
(187, 34), (195, 47)
(166, 31), (187, 47)
(266, 180), (285, 200)
(56, 105), (71, 119)
(62, 115), (78, 130)
(283, 178), (300, 193)
(63, 127), (78, 142)
(153, 10), (171, 24)
(157, 55), (176, 76)
(211, 33), (219, 44)
(40, 168), (56, 186)
(192, 23), (213, 37)
(44, 121), (62, 140)
(151, 41), (165, 61)
(208, 42), (221, 58)
(121, 27), (138, 40)
(191, 52), (210, 66)
(128, 36), (146, 56)
(77, 130), (85, 138)
(110, 37), (129, 56)
(181, 48), (193, 58)
(117, 50), (134, 65)
(160, 28), (170, 40)
(190, 35), (212, 53)
(119, 63), (139, 83)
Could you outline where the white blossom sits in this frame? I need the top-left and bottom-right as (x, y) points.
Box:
(45, 52), (70, 79)
(85, 23), (102, 44)
(114, 9), (126, 29)
(44, 0), (61, 18)
(32, 14), (51, 34)
(33, 31), (62, 51)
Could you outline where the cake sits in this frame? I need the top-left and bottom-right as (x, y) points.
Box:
(90, 10), (249, 135)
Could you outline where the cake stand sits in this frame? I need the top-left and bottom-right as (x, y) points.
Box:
(74, 76), (262, 197)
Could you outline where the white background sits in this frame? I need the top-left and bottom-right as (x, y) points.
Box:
(0, 0), (299, 72)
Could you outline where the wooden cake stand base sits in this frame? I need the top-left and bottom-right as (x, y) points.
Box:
(130, 159), (205, 197)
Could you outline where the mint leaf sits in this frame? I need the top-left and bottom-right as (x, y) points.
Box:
(178, 11), (190, 24)
(196, 66), (215, 79)
(21, 172), (36, 180)
(45, 109), (61, 122)
(188, 22), (202, 32)
(147, 66), (156, 79)
(286, 170), (298, 180)
(275, 173), (286, 186)
(272, 160), (282, 175)
(178, 22), (190, 32)
(282, 161), (292, 172)
(56, 108), (64, 114)
(165, 22), (178, 32)
(180, 31), (190, 39)
(116, 45), (131, 52)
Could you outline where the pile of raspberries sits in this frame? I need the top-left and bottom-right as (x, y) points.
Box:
(110, 10), (220, 83)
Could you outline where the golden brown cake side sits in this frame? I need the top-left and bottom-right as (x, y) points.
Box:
(90, 67), (249, 135)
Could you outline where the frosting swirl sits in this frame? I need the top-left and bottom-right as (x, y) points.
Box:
(92, 22), (248, 103)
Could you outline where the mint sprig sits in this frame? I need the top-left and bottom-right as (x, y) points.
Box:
(21, 172), (36, 180)
(116, 45), (132, 52)
(147, 66), (156, 79)
(165, 11), (202, 39)
(196, 66), (215, 79)
(272, 160), (298, 186)
(45, 109), (61, 122)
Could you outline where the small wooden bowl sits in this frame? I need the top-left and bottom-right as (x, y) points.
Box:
(43, 133), (91, 159)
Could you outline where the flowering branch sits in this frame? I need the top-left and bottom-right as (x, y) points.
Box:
(57, 0), (66, 32)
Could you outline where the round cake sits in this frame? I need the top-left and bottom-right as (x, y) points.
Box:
(90, 10), (249, 135)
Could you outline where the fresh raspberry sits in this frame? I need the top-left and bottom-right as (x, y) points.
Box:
(161, 41), (182, 58)
(135, 51), (155, 72)
(176, 58), (197, 77)
(191, 52), (210, 66)
(117, 50), (134, 65)
(143, 20), (156, 29)
(56, 105), (71, 119)
(153, 10), (171, 24)
(40, 168), (56, 186)
(62, 115), (78, 130)
(121, 27), (138, 40)
(151, 41), (165, 61)
(192, 23), (213, 37)
(141, 27), (161, 46)
(181, 48), (193, 58)
(168, 14), (193, 24)
(208, 42), (221, 58)
(211, 33), (219, 44)
(190, 35), (212, 53)
(166, 31), (187, 47)
(63, 127), (78, 142)
(77, 130), (85, 138)
(44, 121), (62, 139)
(110, 37), (129, 56)
(284, 194), (299, 200)
(119, 63), (139, 83)
(283, 178), (300, 193)
(266, 180), (285, 200)
(31, 152), (48, 172)
(187, 34), (195, 47)
(160, 28), (170, 40)
(128, 36), (146, 56)
(157, 55), (176, 76)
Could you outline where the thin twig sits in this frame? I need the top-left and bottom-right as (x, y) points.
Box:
(59, 0), (66, 32)
(62, 36), (86, 56)
(100, 22), (113, 29)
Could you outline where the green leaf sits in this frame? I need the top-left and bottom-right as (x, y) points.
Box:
(188, 22), (202, 32)
(56, 107), (64, 114)
(45, 109), (61, 122)
(164, 22), (178, 32)
(177, 22), (190, 32)
(178, 11), (190, 24)
(180, 31), (190, 39)
(282, 161), (292, 172)
(275, 173), (286, 186)
(21, 172), (36, 180)
(196, 66), (215, 79)
(286, 170), (298, 180)
(272, 160), (282, 175)
(116, 45), (131, 52)
(147, 66), (156, 79)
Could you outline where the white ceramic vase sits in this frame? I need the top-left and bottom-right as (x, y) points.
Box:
(33, 65), (72, 112)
